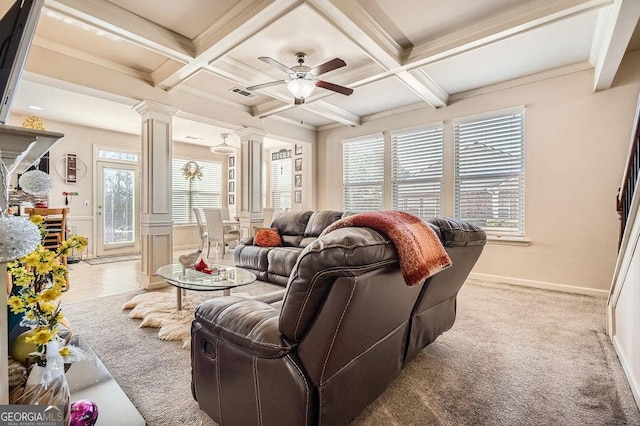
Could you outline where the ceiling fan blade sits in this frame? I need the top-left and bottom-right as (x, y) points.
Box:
(310, 58), (346, 76)
(258, 57), (293, 74)
(246, 80), (286, 91)
(315, 80), (354, 96)
(294, 97), (305, 105)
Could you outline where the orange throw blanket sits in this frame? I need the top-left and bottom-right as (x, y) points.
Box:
(320, 211), (451, 286)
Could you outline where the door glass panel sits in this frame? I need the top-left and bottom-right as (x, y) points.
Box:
(103, 167), (135, 244)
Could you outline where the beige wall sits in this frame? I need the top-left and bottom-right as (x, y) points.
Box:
(316, 50), (640, 293)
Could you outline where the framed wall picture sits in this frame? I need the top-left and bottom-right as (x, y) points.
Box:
(295, 174), (302, 188)
(295, 157), (302, 171)
(229, 169), (234, 180)
(294, 190), (302, 204)
(295, 144), (302, 155)
(229, 194), (235, 205)
(229, 181), (234, 192)
(229, 156), (235, 167)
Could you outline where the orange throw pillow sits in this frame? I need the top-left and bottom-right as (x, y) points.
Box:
(255, 228), (281, 247)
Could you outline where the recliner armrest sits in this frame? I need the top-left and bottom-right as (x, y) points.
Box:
(195, 297), (294, 358)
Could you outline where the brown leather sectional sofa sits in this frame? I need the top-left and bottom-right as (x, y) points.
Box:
(192, 215), (486, 425)
(234, 210), (352, 285)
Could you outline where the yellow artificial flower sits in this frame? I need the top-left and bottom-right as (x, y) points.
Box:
(35, 261), (53, 275)
(25, 328), (54, 346)
(39, 301), (57, 314)
(29, 215), (44, 225)
(25, 311), (36, 321)
(59, 346), (70, 357)
(7, 296), (25, 314)
(40, 288), (62, 302)
(14, 273), (34, 287)
(22, 252), (41, 268)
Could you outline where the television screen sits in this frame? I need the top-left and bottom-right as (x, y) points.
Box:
(0, 0), (43, 124)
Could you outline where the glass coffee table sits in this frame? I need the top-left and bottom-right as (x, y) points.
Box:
(156, 264), (257, 310)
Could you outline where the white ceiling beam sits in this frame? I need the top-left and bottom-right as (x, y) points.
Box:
(157, 0), (302, 90)
(592, 0), (640, 91)
(44, 0), (193, 61)
(395, 70), (448, 108)
(307, 0), (404, 70)
(406, 0), (612, 68)
(32, 36), (153, 82)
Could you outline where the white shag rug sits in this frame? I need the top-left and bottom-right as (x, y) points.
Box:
(122, 292), (196, 349)
(121, 281), (281, 349)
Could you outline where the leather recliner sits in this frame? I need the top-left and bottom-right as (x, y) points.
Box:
(192, 217), (485, 425)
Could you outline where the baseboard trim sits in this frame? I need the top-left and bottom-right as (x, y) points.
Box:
(469, 273), (609, 297)
(173, 244), (200, 251)
(612, 335), (640, 410)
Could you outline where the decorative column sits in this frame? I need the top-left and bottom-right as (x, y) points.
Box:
(133, 101), (179, 289)
(236, 128), (266, 237)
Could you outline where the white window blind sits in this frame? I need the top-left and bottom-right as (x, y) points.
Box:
(343, 134), (384, 212)
(454, 110), (525, 237)
(391, 124), (443, 219)
(172, 158), (222, 224)
(271, 158), (291, 214)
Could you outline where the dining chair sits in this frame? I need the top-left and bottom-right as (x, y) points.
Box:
(202, 208), (238, 259)
(25, 207), (70, 286)
(192, 207), (208, 251)
(220, 207), (241, 237)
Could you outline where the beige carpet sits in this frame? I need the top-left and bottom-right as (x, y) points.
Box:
(62, 279), (640, 426)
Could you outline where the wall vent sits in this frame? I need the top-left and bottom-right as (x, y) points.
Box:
(230, 87), (257, 99)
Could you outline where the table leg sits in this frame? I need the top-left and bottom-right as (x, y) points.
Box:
(176, 287), (182, 310)
(223, 288), (231, 296)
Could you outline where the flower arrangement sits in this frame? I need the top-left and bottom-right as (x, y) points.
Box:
(6, 214), (88, 365)
(180, 160), (203, 182)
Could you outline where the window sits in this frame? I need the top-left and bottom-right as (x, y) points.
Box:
(391, 124), (443, 219)
(271, 157), (291, 214)
(454, 109), (525, 237)
(343, 133), (384, 212)
(172, 158), (222, 224)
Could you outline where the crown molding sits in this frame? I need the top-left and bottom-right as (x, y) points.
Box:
(406, 0), (611, 69)
(45, 0), (194, 61)
(449, 61), (593, 102)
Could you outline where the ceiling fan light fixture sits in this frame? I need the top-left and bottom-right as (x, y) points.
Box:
(287, 78), (315, 99)
(211, 133), (237, 154)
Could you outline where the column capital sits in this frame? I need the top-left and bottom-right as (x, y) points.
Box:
(133, 100), (180, 118)
(234, 127), (268, 141)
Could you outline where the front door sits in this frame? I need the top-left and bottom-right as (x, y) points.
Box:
(96, 161), (140, 256)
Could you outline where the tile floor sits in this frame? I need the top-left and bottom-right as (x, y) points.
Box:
(62, 247), (233, 304)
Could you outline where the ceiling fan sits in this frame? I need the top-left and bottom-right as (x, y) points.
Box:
(246, 52), (354, 104)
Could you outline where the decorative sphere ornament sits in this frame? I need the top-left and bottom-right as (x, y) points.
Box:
(11, 329), (37, 363)
(0, 216), (41, 262)
(18, 170), (53, 196)
(70, 400), (99, 426)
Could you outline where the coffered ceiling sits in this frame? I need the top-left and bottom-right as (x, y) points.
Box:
(4, 0), (640, 142)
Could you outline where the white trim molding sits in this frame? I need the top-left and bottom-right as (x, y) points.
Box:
(469, 272), (609, 297)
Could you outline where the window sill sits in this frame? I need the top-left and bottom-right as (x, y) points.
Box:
(173, 223), (197, 228)
(487, 237), (530, 247)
